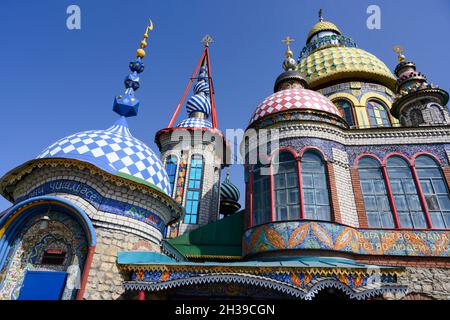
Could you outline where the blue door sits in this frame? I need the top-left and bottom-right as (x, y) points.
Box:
(18, 270), (68, 300)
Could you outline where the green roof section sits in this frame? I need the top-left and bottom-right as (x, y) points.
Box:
(167, 210), (244, 259)
(117, 251), (177, 264)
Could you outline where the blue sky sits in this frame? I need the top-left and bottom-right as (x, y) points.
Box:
(0, 0), (449, 210)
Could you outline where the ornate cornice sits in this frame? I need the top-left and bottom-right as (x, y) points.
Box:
(0, 158), (182, 222)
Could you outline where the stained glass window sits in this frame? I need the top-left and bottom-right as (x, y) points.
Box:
(367, 100), (390, 128)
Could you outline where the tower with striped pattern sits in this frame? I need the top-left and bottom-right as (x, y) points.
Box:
(155, 36), (229, 237)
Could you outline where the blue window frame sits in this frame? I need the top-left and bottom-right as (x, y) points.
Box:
(273, 151), (300, 221)
(301, 151), (331, 221)
(334, 99), (354, 127)
(415, 155), (450, 228)
(358, 157), (395, 228)
(165, 155), (178, 196)
(184, 155), (204, 224)
(252, 163), (271, 226)
(386, 156), (427, 228)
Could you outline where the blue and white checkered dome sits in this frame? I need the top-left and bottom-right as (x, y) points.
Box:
(186, 93), (211, 116)
(177, 118), (212, 129)
(220, 177), (240, 202)
(37, 117), (171, 196)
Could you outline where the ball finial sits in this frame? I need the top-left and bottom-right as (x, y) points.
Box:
(393, 45), (405, 62)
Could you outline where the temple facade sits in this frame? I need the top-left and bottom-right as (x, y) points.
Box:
(0, 13), (449, 300)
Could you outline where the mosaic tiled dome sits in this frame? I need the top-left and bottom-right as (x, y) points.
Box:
(37, 117), (171, 195)
(249, 88), (341, 124)
(298, 47), (396, 89)
(307, 20), (341, 42)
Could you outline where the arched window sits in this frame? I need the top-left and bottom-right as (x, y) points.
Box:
(184, 154), (204, 224)
(386, 156), (427, 228)
(367, 100), (390, 128)
(415, 155), (450, 228)
(273, 151), (300, 221)
(251, 163), (271, 226)
(358, 157), (394, 228)
(410, 109), (424, 126)
(334, 99), (355, 127)
(165, 155), (178, 196)
(301, 151), (331, 221)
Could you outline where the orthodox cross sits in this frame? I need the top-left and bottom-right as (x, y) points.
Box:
(282, 36), (295, 51)
(202, 34), (214, 47)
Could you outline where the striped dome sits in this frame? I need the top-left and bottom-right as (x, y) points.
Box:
(249, 88), (341, 125)
(221, 179), (240, 202)
(186, 93), (211, 116)
(37, 117), (171, 195)
(177, 118), (212, 128)
(194, 81), (210, 95)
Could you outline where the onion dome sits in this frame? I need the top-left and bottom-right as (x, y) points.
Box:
(298, 11), (396, 90)
(177, 64), (213, 128)
(307, 9), (341, 43)
(249, 88), (342, 125)
(37, 117), (171, 195)
(219, 170), (241, 216)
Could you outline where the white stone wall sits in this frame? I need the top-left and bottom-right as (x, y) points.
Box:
(384, 267), (450, 300)
(331, 148), (358, 227)
(158, 130), (222, 236)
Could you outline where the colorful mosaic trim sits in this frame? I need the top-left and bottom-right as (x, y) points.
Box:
(16, 180), (165, 232)
(0, 158), (181, 215)
(119, 263), (403, 276)
(243, 221), (450, 257)
(252, 109), (347, 130)
(124, 270), (407, 300)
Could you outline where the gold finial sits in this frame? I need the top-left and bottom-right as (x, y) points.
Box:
(136, 19), (154, 58)
(201, 34), (214, 47)
(282, 36), (295, 57)
(319, 8), (324, 22)
(393, 45), (405, 62)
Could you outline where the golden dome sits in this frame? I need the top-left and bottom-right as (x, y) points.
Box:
(298, 46), (396, 90)
(307, 21), (341, 42)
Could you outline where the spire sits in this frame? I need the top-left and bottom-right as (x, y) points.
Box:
(166, 35), (219, 129)
(319, 8), (324, 22)
(113, 19), (154, 118)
